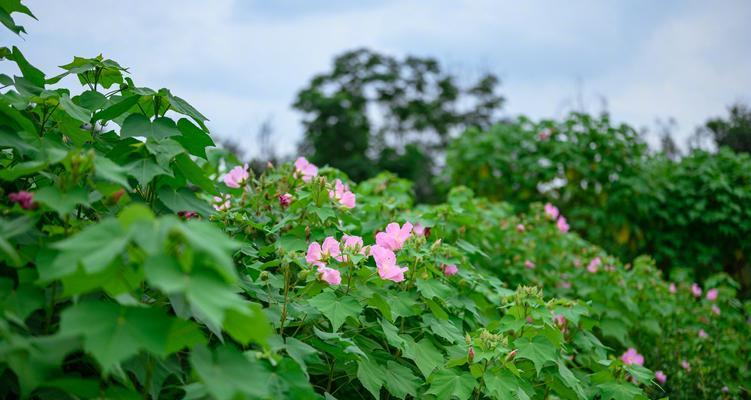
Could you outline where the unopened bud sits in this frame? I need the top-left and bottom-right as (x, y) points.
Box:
(468, 346), (475, 362)
(297, 269), (309, 280)
(259, 271), (270, 281)
(505, 349), (517, 362)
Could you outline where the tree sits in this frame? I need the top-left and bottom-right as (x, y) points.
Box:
(701, 102), (751, 154)
(293, 48), (504, 201)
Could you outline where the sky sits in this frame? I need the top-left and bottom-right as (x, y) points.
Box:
(2, 0), (751, 157)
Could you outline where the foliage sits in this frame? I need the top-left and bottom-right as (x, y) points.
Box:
(445, 113), (751, 293)
(294, 48), (504, 202)
(701, 102), (751, 154)
(430, 193), (751, 398)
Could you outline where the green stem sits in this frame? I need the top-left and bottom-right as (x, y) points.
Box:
(279, 263), (291, 334)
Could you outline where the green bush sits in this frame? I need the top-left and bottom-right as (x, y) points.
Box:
(445, 114), (751, 292)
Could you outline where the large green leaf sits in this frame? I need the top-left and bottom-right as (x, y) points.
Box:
(514, 336), (558, 376)
(34, 186), (89, 216)
(175, 118), (214, 159)
(174, 153), (217, 195)
(58, 94), (90, 122)
(92, 94), (141, 121)
(426, 368), (476, 400)
(127, 157), (172, 187)
(357, 357), (384, 399)
(120, 114), (180, 140)
(190, 345), (270, 400)
(382, 361), (420, 399)
(401, 336), (444, 378)
(308, 291), (363, 332)
(59, 301), (204, 372)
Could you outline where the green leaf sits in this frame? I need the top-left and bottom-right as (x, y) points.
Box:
(308, 291), (363, 332)
(173, 220), (241, 281)
(190, 345), (270, 400)
(285, 337), (321, 378)
(59, 301), (202, 371)
(382, 361), (420, 399)
(174, 153), (218, 195)
(120, 114), (180, 140)
(557, 360), (586, 400)
(402, 336), (444, 378)
(93, 94), (141, 121)
(34, 186), (89, 216)
(426, 368), (476, 400)
(46, 219), (130, 278)
(514, 336), (558, 376)
(58, 94), (90, 122)
(357, 357), (385, 399)
(416, 278), (453, 300)
(598, 382), (644, 400)
(379, 318), (405, 349)
(223, 302), (273, 346)
(94, 154), (132, 190)
(175, 118), (214, 159)
(157, 187), (214, 217)
(127, 158), (172, 187)
(423, 314), (463, 344)
(9, 47), (44, 86)
(144, 255), (246, 329)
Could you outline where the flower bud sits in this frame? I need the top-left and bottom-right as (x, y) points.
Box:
(259, 271), (270, 281)
(468, 346), (475, 362)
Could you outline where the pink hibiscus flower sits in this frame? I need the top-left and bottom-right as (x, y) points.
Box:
(544, 203), (559, 220)
(524, 260), (536, 269)
(294, 157), (318, 182)
(621, 348), (644, 366)
(655, 370), (667, 385)
(278, 193), (293, 207)
(706, 288), (718, 301)
(556, 216), (569, 233)
(691, 283), (702, 298)
(223, 164), (249, 188)
(306, 236), (342, 267)
(375, 222), (413, 251)
(587, 257), (601, 273)
(8, 191), (36, 210)
(318, 266), (341, 285)
(443, 264), (458, 276)
(329, 179), (356, 209)
(371, 245), (408, 282)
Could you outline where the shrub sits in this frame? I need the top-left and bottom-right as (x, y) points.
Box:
(445, 114), (751, 293)
(0, 7), (651, 399)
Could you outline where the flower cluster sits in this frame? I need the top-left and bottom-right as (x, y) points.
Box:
(329, 179), (356, 208)
(294, 157), (318, 182)
(544, 203), (569, 233)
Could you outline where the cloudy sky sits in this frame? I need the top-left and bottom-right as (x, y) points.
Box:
(3, 0), (751, 156)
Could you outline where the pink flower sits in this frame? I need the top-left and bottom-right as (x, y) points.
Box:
(443, 264), (458, 276)
(691, 283), (702, 298)
(306, 236), (342, 267)
(524, 260), (535, 269)
(552, 314), (566, 327)
(375, 222), (413, 251)
(341, 234), (368, 258)
(538, 128), (551, 141)
(669, 283), (677, 294)
(706, 288), (718, 301)
(294, 157), (318, 182)
(177, 210), (198, 219)
(329, 179), (356, 209)
(371, 245), (408, 282)
(712, 305), (721, 315)
(620, 348), (644, 366)
(698, 329), (708, 338)
(655, 370), (667, 385)
(681, 360), (691, 371)
(213, 194), (231, 211)
(279, 193), (293, 207)
(587, 257), (601, 273)
(318, 266), (341, 285)
(544, 203), (559, 220)
(556, 216), (569, 233)
(559, 281), (572, 289)
(8, 191), (35, 210)
(223, 164), (249, 188)
(722, 386), (729, 393)
(413, 223), (431, 237)
(516, 224), (525, 232)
